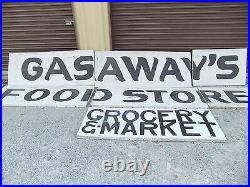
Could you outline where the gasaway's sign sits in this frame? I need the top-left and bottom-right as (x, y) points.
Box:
(95, 49), (247, 87)
(3, 49), (246, 142)
(192, 48), (247, 86)
(8, 50), (193, 88)
(4, 50), (95, 107)
(2, 49), (247, 107)
(95, 51), (192, 88)
(8, 50), (95, 87)
(77, 107), (227, 142)
(6, 49), (247, 88)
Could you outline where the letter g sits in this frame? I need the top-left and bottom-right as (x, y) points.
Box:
(21, 58), (43, 81)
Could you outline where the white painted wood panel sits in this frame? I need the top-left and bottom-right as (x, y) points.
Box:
(8, 50), (95, 87)
(95, 51), (192, 88)
(92, 87), (208, 109)
(198, 86), (248, 108)
(77, 107), (226, 142)
(192, 48), (247, 86)
(2, 86), (94, 107)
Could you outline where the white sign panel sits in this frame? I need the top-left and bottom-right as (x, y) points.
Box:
(198, 86), (248, 108)
(2, 86), (94, 107)
(8, 50), (95, 87)
(77, 107), (227, 142)
(192, 48), (247, 86)
(92, 87), (247, 109)
(95, 51), (192, 88)
(92, 87), (208, 109)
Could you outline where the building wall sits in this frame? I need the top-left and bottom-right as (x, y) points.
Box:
(2, 3), (77, 80)
(110, 2), (248, 51)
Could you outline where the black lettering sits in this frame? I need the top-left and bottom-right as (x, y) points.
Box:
(224, 90), (248, 103)
(97, 57), (125, 82)
(74, 56), (94, 80)
(175, 110), (194, 122)
(158, 110), (173, 122)
(123, 90), (148, 102)
(141, 110), (156, 122)
(170, 90), (195, 103)
(140, 122), (157, 136)
(2, 89), (25, 99)
(193, 56), (207, 80)
(216, 55), (239, 79)
(82, 121), (96, 134)
(122, 110), (139, 122)
(121, 123), (137, 135)
(45, 57), (73, 81)
(181, 55), (216, 78)
(81, 89), (93, 101)
(181, 57), (192, 73)
(21, 58), (43, 81)
(87, 109), (104, 121)
(160, 58), (184, 82)
(193, 110), (209, 122)
(104, 110), (121, 122)
(24, 89), (50, 101)
(100, 121), (120, 134)
(93, 89), (112, 101)
(208, 54), (217, 66)
(146, 90), (168, 103)
(199, 122), (217, 137)
(193, 110), (216, 137)
(179, 121), (201, 136)
(197, 90), (230, 103)
(121, 56), (158, 81)
(159, 121), (177, 136)
(53, 89), (79, 102)
(157, 110), (176, 136)
(121, 110), (139, 135)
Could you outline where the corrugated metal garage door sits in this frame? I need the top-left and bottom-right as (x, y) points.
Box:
(110, 3), (248, 51)
(2, 3), (77, 81)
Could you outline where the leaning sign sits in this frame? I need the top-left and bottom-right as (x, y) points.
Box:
(192, 48), (247, 86)
(77, 107), (226, 142)
(91, 86), (248, 109)
(2, 48), (248, 142)
(3, 50), (95, 107)
(95, 51), (192, 88)
(8, 50), (95, 87)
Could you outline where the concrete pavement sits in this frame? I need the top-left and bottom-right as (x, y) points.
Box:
(2, 106), (248, 184)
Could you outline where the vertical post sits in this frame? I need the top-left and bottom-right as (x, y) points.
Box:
(72, 2), (112, 51)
